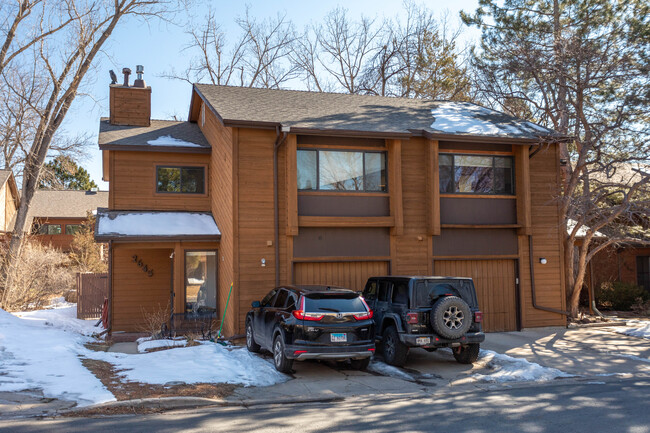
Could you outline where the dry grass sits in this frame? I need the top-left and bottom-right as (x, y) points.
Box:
(0, 240), (74, 311)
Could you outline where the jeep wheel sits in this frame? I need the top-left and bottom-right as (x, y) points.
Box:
(382, 325), (408, 367)
(246, 319), (261, 353)
(430, 296), (471, 339)
(272, 334), (293, 373)
(350, 357), (371, 370)
(453, 343), (480, 364)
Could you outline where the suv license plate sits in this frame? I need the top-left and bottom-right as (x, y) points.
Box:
(416, 337), (431, 345)
(331, 333), (347, 342)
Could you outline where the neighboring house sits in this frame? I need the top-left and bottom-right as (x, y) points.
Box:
(27, 190), (108, 251)
(96, 80), (569, 337)
(0, 170), (20, 237)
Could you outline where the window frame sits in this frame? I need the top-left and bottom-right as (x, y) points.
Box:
(297, 148), (388, 193)
(64, 224), (82, 235)
(183, 249), (218, 317)
(37, 223), (62, 235)
(155, 164), (207, 195)
(439, 152), (515, 196)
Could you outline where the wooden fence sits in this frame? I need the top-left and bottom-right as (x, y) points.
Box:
(77, 272), (108, 320)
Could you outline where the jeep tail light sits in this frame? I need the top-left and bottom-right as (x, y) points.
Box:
(354, 297), (373, 320)
(292, 297), (324, 321)
(474, 311), (483, 323)
(406, 312), (418, 324)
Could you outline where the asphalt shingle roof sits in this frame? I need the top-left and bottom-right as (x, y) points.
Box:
(98, 118), (210, 151)
(194, 84), (561, 141)
(24, 190), (108, 228)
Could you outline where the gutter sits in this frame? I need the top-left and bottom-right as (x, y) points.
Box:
(273, 125), (290, 287)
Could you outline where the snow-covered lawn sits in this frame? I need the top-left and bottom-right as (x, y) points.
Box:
(472, 349), (574, 382)
(615, 320), (650, 340)
(136, 337), (187, 353)
(0, 302), (286, 407)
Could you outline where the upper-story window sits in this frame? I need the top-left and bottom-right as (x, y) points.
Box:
(156, 166), (205, 194)
(297, 149), (387, 192)
(439, 154), (514, 195)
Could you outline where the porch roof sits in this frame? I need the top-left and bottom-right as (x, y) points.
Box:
(95, 210), (221, 242)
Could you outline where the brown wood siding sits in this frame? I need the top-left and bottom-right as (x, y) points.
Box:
(393, 137), (430, 275)
(518, 143), (566, 327)
(199, 107), (237, 337)
(235, 128), (282, 334)
(110, 151), (210, 211)
(433, 259), (517, 332)
(31, 217), (86, 251)
(109, 86), (151, 127)
(112, 247), (172, 332)
(294, 261), (389, 292)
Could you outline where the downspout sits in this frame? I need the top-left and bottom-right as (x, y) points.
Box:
(107, 240), (113, 333)
(273, 125), (290, 287)
(528, 145), (570, 317)
(169, 250), (175, 336)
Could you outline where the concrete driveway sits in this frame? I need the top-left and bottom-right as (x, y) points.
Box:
(227, 325), (650, 403)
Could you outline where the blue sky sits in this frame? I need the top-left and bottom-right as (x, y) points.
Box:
(65, 0), (480, 189)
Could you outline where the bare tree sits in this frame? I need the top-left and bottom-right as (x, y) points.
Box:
(464, 0), (650, 316)
(0, 0), (177, 304)
(166, 8), (297, 88)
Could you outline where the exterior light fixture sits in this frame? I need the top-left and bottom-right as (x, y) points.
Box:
(539, 258), (547, 265)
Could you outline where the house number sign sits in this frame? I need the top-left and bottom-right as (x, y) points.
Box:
(132, 255), (154, 277)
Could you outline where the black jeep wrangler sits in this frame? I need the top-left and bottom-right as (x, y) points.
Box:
(362, 276), (485, 367)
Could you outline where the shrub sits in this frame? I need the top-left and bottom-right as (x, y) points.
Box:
(138, 304), (170, 338)
(0, 240), (75, 311)
(68, 214), (107, 273)
(596, 281), (649, 311)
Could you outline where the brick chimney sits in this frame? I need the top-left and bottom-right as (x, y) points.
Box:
(109, 66), (151, 127)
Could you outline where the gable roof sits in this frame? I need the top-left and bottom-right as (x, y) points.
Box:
(193, 84), (562, 142)
(21, 190), (109, 230)
(98, 118), (211, 153)
(0, 170), (12, 188)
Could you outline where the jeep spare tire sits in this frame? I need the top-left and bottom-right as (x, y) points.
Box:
(430, 296), (471, 339)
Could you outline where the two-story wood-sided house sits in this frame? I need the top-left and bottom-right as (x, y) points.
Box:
(96, 82), (568, 337)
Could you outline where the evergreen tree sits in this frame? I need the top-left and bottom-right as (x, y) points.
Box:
(463, 0), (650, 317)
(38, 156), (98, 191)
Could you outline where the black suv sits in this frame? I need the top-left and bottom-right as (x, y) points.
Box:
(246, 285), (375, 373)
(362, 276), (485, 367)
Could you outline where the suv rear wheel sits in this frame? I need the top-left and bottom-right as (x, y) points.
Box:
(430, 296), (472, 339)
(453, 343), (480, 364)
(382, 325), (408, 367)
(273, 334), (293, 373)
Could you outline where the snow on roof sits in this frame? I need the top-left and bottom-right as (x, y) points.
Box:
(430, 102), (552, 137)
(146, 135), (203, 148)
(96, 211), (220, 240)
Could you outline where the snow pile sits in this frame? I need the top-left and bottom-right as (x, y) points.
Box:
(137, 338), (187, 353)
(147, 135), (203, 148)
(87, 344), (287, 387)
(472, 349), (573, 382)
(97, 211), (220, 237)
(430, 102), (551, 137)
(14, 304), (102, 337)
(0, 308), (114, 407)
(615, 320), (650, 340)
(367, 361), (415, 381)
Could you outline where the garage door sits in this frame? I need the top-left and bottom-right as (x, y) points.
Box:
(294, 261), (389, 292)
(433, 260), (518, 332)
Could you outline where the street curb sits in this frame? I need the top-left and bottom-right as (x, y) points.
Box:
(59, 395), (345, 415)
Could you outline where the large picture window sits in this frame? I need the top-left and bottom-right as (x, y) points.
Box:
(297, 149), (387, 192)
(439, 154), (514, 195)
(156, 166), (205, 194)
(185, 250), (217, 315)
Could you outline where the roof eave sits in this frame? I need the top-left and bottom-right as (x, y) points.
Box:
(95, 234), (221, 242)
(98, 143), (211, 154)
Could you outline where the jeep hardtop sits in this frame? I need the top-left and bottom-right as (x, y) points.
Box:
(362, 276), (485, 366)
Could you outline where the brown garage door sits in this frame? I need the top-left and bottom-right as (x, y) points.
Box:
(433, 259), (518, 332)
(294, 261), (389, 292)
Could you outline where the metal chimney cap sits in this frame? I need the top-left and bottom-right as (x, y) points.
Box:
(136, 65), (144, 73)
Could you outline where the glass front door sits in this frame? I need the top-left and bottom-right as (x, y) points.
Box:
(185, 250), (217, 315)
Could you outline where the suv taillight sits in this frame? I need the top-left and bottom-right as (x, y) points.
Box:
(353, 310), (373, 320)
(293, 296), (324, 321)
(406, 312), (418, 324)
(474, 311), (483, 323)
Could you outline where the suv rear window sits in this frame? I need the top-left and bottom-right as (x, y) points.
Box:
(304, 295), (367, 313)
(413, 279), (476, 307)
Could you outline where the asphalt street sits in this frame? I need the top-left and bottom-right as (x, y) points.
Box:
(2, 377), (648, 433)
